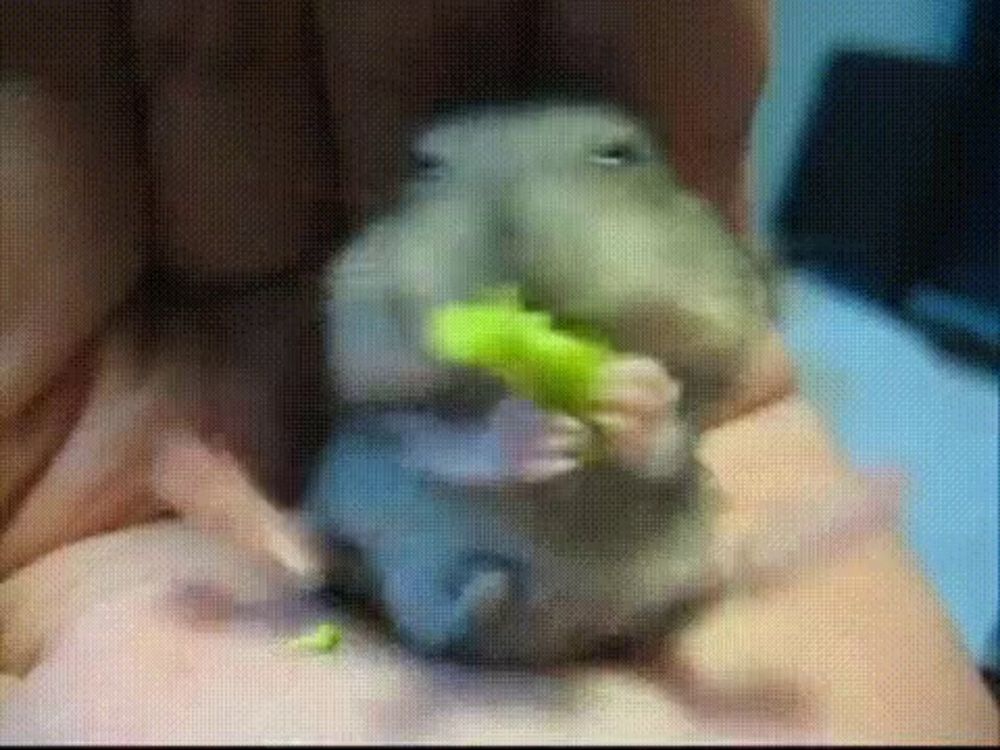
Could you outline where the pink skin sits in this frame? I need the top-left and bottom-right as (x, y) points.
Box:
(151, 428), (326, 585)
(589, 356), (684, 471)
(130, 375), (905, 745)
(152, 579), (832, 743)
(152, 354), (904, 604)
(457, 355), (686, 485)
(482, 356), (906, 596)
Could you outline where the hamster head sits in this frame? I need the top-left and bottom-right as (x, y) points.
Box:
(327, 102), (774, 415)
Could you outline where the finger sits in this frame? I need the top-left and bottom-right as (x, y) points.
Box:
(708, 469), (907, 592)
(1, 0), (146, 422)
(131, 1), (335, 503)
(593, 387), (675, 418)
(589, 412), (657, 456)
(604, 356), (678, 390)
(592, 360), (677, 417)
(518, 456), (580, 483)
(590, 412), (634, 435)
(152, 427), (327, 585)
(313, 0), (538, 234)
(540, 425), (590, 456)
(540, 0), (770, 232)
(594, 384), (676, 417)
(547, 413), (589, 436)
(153, 277), (333, 505)
(132, 0), (334, 275)
(699, 328), (798, 430)
(593, 395), (671, 424)
(542, 414), (591, 455)
(0, 328), (170, 579)
(0, 348), (93, 522)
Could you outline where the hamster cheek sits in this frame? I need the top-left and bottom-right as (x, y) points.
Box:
(329, 295), (440, 405)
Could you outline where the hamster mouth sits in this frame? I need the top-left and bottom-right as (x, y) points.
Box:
(425, 368), (509, 424)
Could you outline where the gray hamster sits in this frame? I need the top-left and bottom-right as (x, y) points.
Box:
(307, 101), (784, 666)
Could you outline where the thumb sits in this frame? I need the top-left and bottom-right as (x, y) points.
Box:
(706, 469), (908, 594)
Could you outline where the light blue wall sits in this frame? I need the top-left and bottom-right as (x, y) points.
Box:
(752, 0), (972, 235)
(781, 273), (999, 663)
(751, 1), (998, 664)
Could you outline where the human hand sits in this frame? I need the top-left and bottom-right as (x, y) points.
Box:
(0, 0), (774, 574)
(10, 1), (995, 745)
(1, 395), (996, 743)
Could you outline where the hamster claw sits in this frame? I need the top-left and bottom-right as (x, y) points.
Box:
(490, 397), (590, 482)
(589, 356), (685, 472)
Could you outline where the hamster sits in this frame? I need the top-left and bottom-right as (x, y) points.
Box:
(306, 102), (895, 666)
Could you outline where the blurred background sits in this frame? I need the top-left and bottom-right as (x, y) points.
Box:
(751, 0), (997, 670)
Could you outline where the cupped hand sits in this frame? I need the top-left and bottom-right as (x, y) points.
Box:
(3, 0), (997, 744)
(1, 0), (770, 573)
(2, 389), (995, 744)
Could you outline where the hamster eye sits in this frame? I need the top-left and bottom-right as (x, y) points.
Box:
(589, 141), (647, 167)
(408, 149), (448, 181)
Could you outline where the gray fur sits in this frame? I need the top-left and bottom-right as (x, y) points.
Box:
(307, 103), (775, 665)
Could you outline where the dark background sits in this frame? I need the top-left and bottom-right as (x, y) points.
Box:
(774, 0), (998, 370)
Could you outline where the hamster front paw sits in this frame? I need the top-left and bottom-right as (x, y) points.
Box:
(488, 358), (690, 482)
(489, 397), (592, 483)
(590, 356), (689, 476)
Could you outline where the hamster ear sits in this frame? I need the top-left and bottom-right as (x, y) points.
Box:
(705, 469), (907, 594)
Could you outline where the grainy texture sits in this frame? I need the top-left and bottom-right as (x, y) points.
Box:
(314, 103), (777, 664)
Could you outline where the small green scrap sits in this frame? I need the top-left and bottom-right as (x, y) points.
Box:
(427, 287), (614, 417)
(286, 622), (343, 654)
